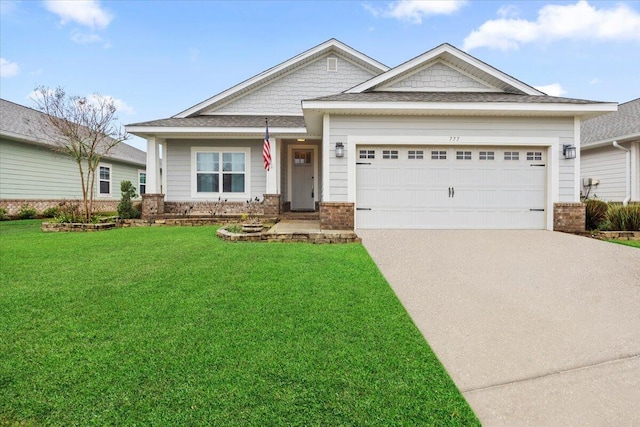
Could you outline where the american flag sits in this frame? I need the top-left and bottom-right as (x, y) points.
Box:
(263, 120), (271, 171)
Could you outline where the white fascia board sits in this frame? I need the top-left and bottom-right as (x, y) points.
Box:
(174, 39), (388, 118)
(126, 126), (307, 135)
(346, 44), (543, 96)
(582, 132), (640, 150)
(302, 100), (618, 116)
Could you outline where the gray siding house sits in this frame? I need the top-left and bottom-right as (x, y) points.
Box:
(0, 98), (146, 216)
(127, 39), (616, 230)
(581, 98), (640, 203)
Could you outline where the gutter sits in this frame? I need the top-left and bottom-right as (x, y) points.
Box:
(612, 141), (631, 206)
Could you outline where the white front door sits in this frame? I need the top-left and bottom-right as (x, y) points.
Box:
(291, 149), (315, 210)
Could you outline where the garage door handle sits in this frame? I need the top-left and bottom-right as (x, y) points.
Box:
(452, 187), (455, 197)
(448, 187), (452, 197)
(356, 207), (372, 211)
(530, 208), (545, 212)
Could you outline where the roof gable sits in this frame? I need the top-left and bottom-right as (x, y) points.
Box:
(346, 43), (543, 96)
(175, 39), (389, 118)
(377, 60), (498, 92)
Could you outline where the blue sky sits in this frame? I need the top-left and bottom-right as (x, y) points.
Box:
(1, 0), (639, 151)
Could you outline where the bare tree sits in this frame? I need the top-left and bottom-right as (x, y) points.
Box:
(32, 86), (129, 222)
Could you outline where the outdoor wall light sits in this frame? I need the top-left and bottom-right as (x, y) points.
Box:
(563, 144), (577, 159)
(335, 142), (345, 158)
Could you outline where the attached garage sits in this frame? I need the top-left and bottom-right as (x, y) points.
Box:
(356, 146), (547, 229)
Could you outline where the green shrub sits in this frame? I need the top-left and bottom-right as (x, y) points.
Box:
(606, 204), (640, 231)
(0, 207), (8, 221)
(54, 200), (82, 223)
(18, 204), (37, 219)
(585, 199), (608, 230)
(117, 180), (140, 219)
(43, 206), (60, 218)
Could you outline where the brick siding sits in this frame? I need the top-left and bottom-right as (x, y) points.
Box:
(554, 203), (586, 232)
(319, 202), (354, 230)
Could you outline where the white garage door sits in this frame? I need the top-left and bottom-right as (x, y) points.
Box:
(356, 146), (546, 229)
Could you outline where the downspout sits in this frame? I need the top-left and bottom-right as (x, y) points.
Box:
(612, 141), (631, 206)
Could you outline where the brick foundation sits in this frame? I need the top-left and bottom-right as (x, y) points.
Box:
(263, 194), (281, 216)
(319, 202), (355, 230)
(141, 194), (165, 219)
(554, 203), (586, 232)
(0, 199), (119, 217)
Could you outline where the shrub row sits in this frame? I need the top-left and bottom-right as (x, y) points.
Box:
(585, 199), (640, 231)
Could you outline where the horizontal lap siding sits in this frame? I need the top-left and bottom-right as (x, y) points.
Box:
(581, 146), (627, 202)
(0, 138), (140, 200)
(165, 139), (265, 201)
(329, 115), (575, 202)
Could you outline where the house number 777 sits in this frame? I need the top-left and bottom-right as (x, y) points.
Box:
(449, 136), (460, 142)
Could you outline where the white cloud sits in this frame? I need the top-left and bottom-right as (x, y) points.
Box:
(89, 95), (135, 115)
(463, 0), (640, 51)
(589, 78), (601, 85)
(534, 83), (567, 97)
(71, 32), (103, 45)
(497, 5), (519, 19)
(44, 0), (113, 29)
(0, 57), (20, 77)
(364, 0), (467, 24)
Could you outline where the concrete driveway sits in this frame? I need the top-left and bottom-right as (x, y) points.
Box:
(359, 230), (640, 426)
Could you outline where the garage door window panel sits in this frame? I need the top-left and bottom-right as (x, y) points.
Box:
(382, 150), (399, 159)
(504, 151), (520, 161)
(408, 150), (424, 160)
(456, 151), (472, 160)
(359, 149), (375, 159)
(432, 150), (447, 160)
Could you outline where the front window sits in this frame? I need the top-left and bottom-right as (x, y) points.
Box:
(194, 149), (248, 196)
(99, 164), (111, 196)
(138, 171), (146, 195)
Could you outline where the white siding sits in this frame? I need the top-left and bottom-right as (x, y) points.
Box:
(0, 138), (141, 200)
(581, 145), (628, 202)
(165, 139), (266, 201)
(384, 63), (491, 91)
(207, 54), (377, 116)
(328, 115), (576, 202)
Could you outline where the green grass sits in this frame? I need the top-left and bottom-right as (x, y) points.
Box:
(0, 220), (478, 426)
(606, 239), (640, 248)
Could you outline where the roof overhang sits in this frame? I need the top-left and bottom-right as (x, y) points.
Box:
(125, 126), (310, 140)
(582, 132), (640, 150)
(302, 101), (618, 135)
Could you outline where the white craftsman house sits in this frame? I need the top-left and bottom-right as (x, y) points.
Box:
(581, 98), (639, 204)
(126, 39), (616, 230)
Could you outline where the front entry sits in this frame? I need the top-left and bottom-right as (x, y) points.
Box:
(291, 149), (315, 210)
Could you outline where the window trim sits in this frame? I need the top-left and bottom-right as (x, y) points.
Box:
(191, 147), (251, 199)
(98, 163), (112, 198)
(138, 170), (146, 197)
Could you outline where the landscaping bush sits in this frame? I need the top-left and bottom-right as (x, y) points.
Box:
(18, 204), (37, 219)
(117, 180), (140, 219)
(0, 207), (8, 221)
(585, 199), (608, 230)
(43, 206), (60, 218)
(605, 204), (640, 231)
(54, 200), (82, 223)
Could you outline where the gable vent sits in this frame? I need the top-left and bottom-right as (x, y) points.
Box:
(327, 57), (338, 72)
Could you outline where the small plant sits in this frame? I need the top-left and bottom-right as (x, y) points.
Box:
(117, 180), (140, 219)
(226, 223), (243, 233)
(585, 199), (608, 230)
(606, 204), (640, 231)
(18, 204), (37, 219)
(54, 200), (82, 223)
(43, 206), (60, 218)
(0, 207), (8, 221)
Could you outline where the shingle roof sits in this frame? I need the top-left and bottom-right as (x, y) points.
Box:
(0, 98), (146, 166)
(581, 98), (640, 146)
(306, 92), (605, 104)
(128, 115), (307, 128)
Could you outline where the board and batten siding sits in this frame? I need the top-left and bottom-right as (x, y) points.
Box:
(581, 145), (628, 202)
(165, 139), (266, 201)
(206, 54), (378, 116)
(327, 115), (576, 202)
(0, 138), (141, 200)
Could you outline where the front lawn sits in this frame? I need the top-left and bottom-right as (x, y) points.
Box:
(606, 239), (640, 248)
(0, 220), (478, 426)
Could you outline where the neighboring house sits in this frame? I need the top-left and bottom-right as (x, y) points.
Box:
(127, 39), (616, 230)
(581, 98), (640, 203)
(0, 98), (147, 216)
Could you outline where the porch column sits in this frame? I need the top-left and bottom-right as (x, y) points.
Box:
(266, 137), (278, 194)
(146, 136), (162, 194)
